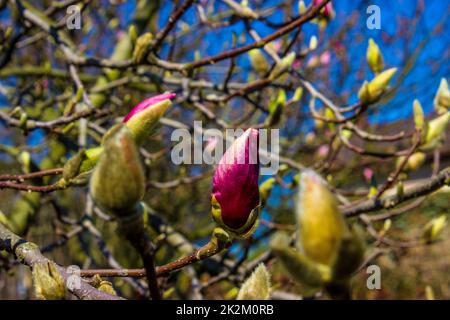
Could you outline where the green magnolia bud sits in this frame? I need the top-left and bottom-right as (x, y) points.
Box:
(298, 0), (306, 14)
(237, 264), (271, 300)
(366, 38), (384, 74)
(248, 49), (269, 74)
(292, 87), (303, 102)
(396, 152), (426, 172)
(259, 177), (276, 206)
(309, 35), (318, 50)
(420, 112), (450, 151)
(330, 224), (365, 280)
(358, 68), (397, 104)
(32, 261), (66, 300)
(133, 32), (153, 63)
(422, 215), (447, 244)
(413, 99), (426, 134)
(296, 170), (348, 266)
(433, 78), (450, 115)
(270, 52), (296, 79)
(89, 125), (145, 215)
(270, 232), (331, 288)
(128, 24), (138, 45)
(62, 149), (87, 182)
(266, 89), (286, 126)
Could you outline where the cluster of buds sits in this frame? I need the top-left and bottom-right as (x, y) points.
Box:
(358, 68), (397, 105)
(211, 128), (261, 238)
(60, 93), (175, 187)
(270, 170), (365, 299)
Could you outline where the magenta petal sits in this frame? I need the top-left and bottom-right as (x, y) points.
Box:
(212, 129), (260, 229)
(123, 93), (176, 123)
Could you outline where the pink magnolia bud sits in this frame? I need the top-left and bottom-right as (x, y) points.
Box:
(123, 93), (175, 144)
(211, 129), (260, 237)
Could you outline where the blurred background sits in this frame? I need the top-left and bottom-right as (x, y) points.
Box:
(0, 0), (449, 299)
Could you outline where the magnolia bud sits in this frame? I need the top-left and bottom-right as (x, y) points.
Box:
(123, 93), (175, 145)
(330, 224), (365, 280)
(266, 89), (286, 126)
(413, 99), (427, 140)
(420, 112), (450, 151)
(89, 125), (145, 215)
(396, 152), (426, 172)
(422, 215), (447, 244)
(270, 232), (331, 288)
(32, 261), (65, 300)
(433, 78), (450, 115)
(237, 264), (271, 300)
(270, 52), (296, 79)
(296, 170), (348, 266)
(248, 49), (269, 74)
(309, 35), (318, 51)
(211, 129), (260, 238)
(133, 32), (153, 63)
(259, 177), (276, 206)
(358, 68), (397, 104)
(366, 38), (384, 74)
(298, 0), (306, 14)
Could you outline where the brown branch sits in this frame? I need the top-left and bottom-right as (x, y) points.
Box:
(0, 222), (122, 300)
(0, 168), (63, 181)
(183, 0), (330, 70)
(342, 167), (450, 217)
(151, 0), (195, 52)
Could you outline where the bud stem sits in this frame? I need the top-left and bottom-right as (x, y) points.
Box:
(117, 206), (161, 300)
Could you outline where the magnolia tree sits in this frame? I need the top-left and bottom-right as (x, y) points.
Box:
(0, 0), (449, 300)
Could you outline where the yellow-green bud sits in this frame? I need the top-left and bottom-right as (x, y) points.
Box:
(32, 261), (66, 300)
(422, 215), (447, 244)
(133, 32), (153, 63)
(89, 125), (145, 215)
(248, 49), (269, 74)
(420, 112), (450, 151)
(366, 38), (384, 74)
(237, 264), (271, 300)
(433, 78), (450, 115)
(358, 68), (397, 104)
(296, 170), (348, 266)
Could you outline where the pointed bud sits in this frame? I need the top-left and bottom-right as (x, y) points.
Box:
(422, 215), (447, 244)
(358, 68), (397, 104)
(259, 177), (276, 206)
(366, 38), (384, 74)
(292, 87), (303, 102)
(32, 261), (65, 300)
(296, 170), (348, 266)
(433, 78), (450, 115)
(211, 129), (260, 238)
(425, 286), (435, 300)
(123, 93), (175, 145)
(270, 52), (296, 79)
(248, 49), (269, 74)
(309, 35), (318, 50)
(266, 89), (285, 126)
(132, 32), (153, 63)
(396, 152), (426, 172)
(237, 264), (271, 300)
(413, 99), (427, 138)
(298, 0), (306, 14)
(421, 112), (450, 151)
(89, 125), (145, 215)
